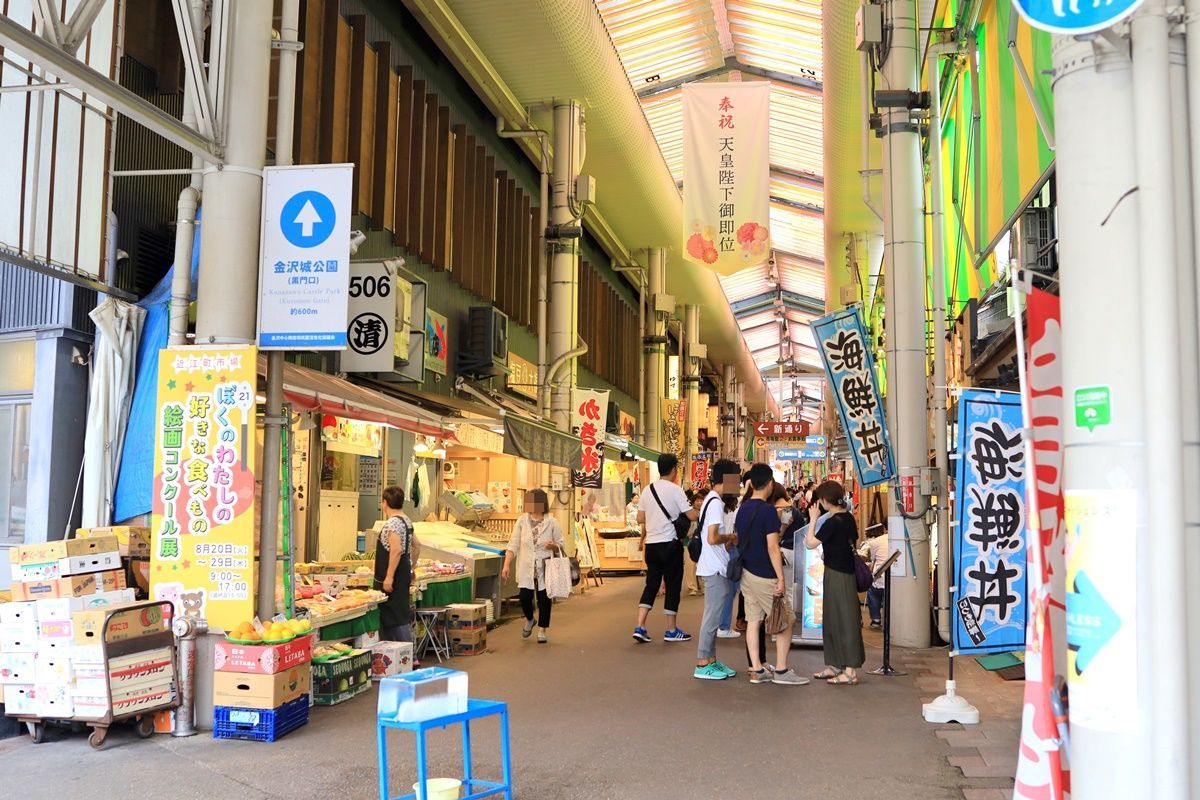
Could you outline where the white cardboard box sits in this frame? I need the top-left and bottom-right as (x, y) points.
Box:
(36, 637), (71, 658)
(35, 652), (73, 684)
(70, 694), (108, 719)
(33, 683), (73, 718)
(4, 684), (36, 715)
(71, 643), (106, 665)
(12, 551), (122, 582)
(369, 641), (414, 679)
(0, 653), (36, 684)
(0, 602), (37, 626)
(0, 623), (39, 653)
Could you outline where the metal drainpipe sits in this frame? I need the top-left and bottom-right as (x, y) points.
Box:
(859, 51), (882, 221)
(684, 305), (700, 476)
(168, 0), (207, 346)
(928, 43), (953, 645)
(638, 266), (646, 444)
(195, 0), (272, 343)
(258, 0), (300, 620)
(1132, 2), (1190, 795)
(496, 119), (550, 398)
(548, 101), (580, 433)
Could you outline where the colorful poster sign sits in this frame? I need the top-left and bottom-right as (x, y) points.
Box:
(1064, 490), (1137, 731)
(1014, 0), (1144, 35)
(795, 541), (824, 642)
(151, 346), (257, 631)
(1015, 288), (1070, 799)
(689, 457), (708, 491)
(812, 306), (894, 487)
(662, 398), (687, 460)
(320, 414), (382, 457)
(343, 261), (394, 372)
(571, 389), (610, 488)
(258, 164), (352, 349)
(682, 82), (771, 275)
(952, 389), (1027, 655)
(506, 352), (539, 400)
(425, 309), (448, 376)
(618, 410), (637, 438)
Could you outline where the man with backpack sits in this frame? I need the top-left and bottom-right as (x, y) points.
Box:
(692, 459), (743, 679)
(632, 454), (698, 643)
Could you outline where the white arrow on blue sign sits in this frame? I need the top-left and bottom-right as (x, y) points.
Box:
(1013, 0), (1145, 35)
(258, 164), (353, 350)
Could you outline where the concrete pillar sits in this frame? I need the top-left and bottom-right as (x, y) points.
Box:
(878, 0), (931, 648)
(194, 0), (272, 343)
(1052, 32), (1152, 798)
(721, 363), (735, 457)
(644, 248), (666, 452)
(549, 101), (582, 434)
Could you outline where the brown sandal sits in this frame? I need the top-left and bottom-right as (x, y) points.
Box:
(827, 673), (859, 686)
(813, 668), (840, 680)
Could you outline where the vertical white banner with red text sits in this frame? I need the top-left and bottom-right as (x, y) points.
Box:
(682, 82), (771, 275)
(1014, 287), (1070, 800)
(571, 389), (609, 488)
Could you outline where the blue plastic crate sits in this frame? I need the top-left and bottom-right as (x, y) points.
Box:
(213, 694), (310, 742)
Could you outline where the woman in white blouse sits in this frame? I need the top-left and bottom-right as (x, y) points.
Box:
(501, 488), (565, 643)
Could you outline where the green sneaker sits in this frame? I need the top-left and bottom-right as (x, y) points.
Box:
(712, 661), (737, 678)
(693, 663), (728, 681)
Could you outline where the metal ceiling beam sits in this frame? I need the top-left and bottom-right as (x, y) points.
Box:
(758, 361), (825, 376)
(637, 55), (822, 99)
(731, 289), (824, 317)
(0, 12), (222, 161)
(61, 0), (107, 54)
(772, 165), (824, 187)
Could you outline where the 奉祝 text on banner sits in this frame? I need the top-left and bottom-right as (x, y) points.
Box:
(952, 389), (1027, 655)
(152, 346), (257, 631)
(571, 389), (610, 488)
(682, 82), (771, 275)
(258, 164), (353, 350)
(811, 306), (894, 487)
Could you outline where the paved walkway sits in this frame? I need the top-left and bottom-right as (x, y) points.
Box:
(0, 577), (1020, 799)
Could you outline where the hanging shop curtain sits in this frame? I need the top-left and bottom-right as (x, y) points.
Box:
(502, 415), (582, 471)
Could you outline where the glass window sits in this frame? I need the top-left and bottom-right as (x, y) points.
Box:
(0, 400), (32, 543)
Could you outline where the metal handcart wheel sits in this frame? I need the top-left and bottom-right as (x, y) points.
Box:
(88, 726), (108, 749)
(135, 715), (156, 739)
(26, 721), (44, 744)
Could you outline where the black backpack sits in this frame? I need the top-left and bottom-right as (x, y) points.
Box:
(688, 496), (720, 563)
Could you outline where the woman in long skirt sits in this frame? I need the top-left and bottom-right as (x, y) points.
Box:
(804, 480), (865, 685)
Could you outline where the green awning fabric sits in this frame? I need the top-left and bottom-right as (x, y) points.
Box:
(627, 441), (663, 464)
(503, 415), (582, 470)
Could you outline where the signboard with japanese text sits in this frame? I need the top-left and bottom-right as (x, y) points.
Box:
(342, 261), (394, 372)
(682, 82), (771, 275)
(1014, 287), (1070, 799)
(425, 309), (448, 375)
(570, 389), (609, 488)
(753, 422), (810, 439)
(454, 424), (504, 455)
(619, 410), (637, 438)
(689, 458), (708, 491)
(952, 389), (1027, 655)
(1014, 0), (1143, 35)
(812, 306), (894, 487)
(773, 448), (827, 461)
(503, 415), (582, 471)
(151, 347), (257, 631)
(506, 352), (539, 400)
(320, 414), (383, 457)
(667, 355), (680, 401)
(662, 398), (687, 460)
(258, 164), (352, 349)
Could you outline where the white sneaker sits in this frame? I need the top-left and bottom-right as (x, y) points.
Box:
(716, 628), (740, 639)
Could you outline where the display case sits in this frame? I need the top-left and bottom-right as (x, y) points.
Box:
(413, 521), (508, 613)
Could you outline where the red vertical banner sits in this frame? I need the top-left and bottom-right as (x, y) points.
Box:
(1014, 288), (1070, 799)
(570, 389), (609, 488)
(689, 458), (708, 491)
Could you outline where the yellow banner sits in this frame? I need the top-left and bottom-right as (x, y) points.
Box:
(507, 352), (539, 400)
(152, 346), (257, 631)
(662, 398), (687, 460)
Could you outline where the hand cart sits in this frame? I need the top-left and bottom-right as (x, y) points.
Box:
(10, 600), (179, 749)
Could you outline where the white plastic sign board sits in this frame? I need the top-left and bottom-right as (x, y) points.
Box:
(342, 261), (395, 372)
(258, 163), (353, 350)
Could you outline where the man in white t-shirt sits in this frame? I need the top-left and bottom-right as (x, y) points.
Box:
(632, 454), (698, 643)
(692, 459), (743, 680)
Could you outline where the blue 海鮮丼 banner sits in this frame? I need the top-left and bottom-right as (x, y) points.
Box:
(952, 389), (1028, 655)
(811, 305), (894, 487)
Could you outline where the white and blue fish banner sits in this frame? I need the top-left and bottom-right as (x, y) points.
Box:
(812, 306), (894, 487)
(952, 389), (1028, 654)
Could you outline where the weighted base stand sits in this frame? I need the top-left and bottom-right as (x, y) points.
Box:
(870, 566), (906, 676)
(923, 678), (981, 724)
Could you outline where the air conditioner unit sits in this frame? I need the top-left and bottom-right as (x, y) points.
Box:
(1015, 206), (1055, 280)
(606, 400), (621, 433)
(457, 307), (509, 377)
(442, 461), (458, 478)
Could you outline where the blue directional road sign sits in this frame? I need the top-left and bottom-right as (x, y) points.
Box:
(280, 190), (337, 248)
(774, 448), (827, 461)
(1014, 0), (1144, 35)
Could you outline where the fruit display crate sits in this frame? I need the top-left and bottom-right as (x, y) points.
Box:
(213, 695), (310, 742)
(313, 680), (372, 706)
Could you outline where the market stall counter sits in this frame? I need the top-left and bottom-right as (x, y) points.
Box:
(413, 521), (508, 617)
(591, 521), (645, 574)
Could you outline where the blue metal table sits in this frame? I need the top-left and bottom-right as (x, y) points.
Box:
(377, 698), (513, 800)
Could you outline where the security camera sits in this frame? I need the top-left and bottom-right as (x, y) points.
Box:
(349, 230), (368, 255)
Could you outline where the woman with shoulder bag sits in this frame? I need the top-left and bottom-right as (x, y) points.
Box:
(501, 489), (565, 644)
(805, 480), (866, 684)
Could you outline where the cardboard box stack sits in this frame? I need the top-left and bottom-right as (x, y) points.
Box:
(0, 588), (142, 720)
(212, 634), (313, 741)
(8, 536), (128, 602)
(446, 603), (487, 656)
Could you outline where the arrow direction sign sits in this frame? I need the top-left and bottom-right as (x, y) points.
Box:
(295, 199), (320, 238)
(1066, 570), (1121, 675)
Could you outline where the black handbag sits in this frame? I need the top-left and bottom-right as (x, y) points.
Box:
(649, 483), (693, 541)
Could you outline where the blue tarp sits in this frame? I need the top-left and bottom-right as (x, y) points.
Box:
(112, 218), (201, 521)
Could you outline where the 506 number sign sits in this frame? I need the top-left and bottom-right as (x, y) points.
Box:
(343, 262), (395, 372)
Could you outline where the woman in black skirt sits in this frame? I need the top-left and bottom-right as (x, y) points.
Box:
(805, 480), (865, 685)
